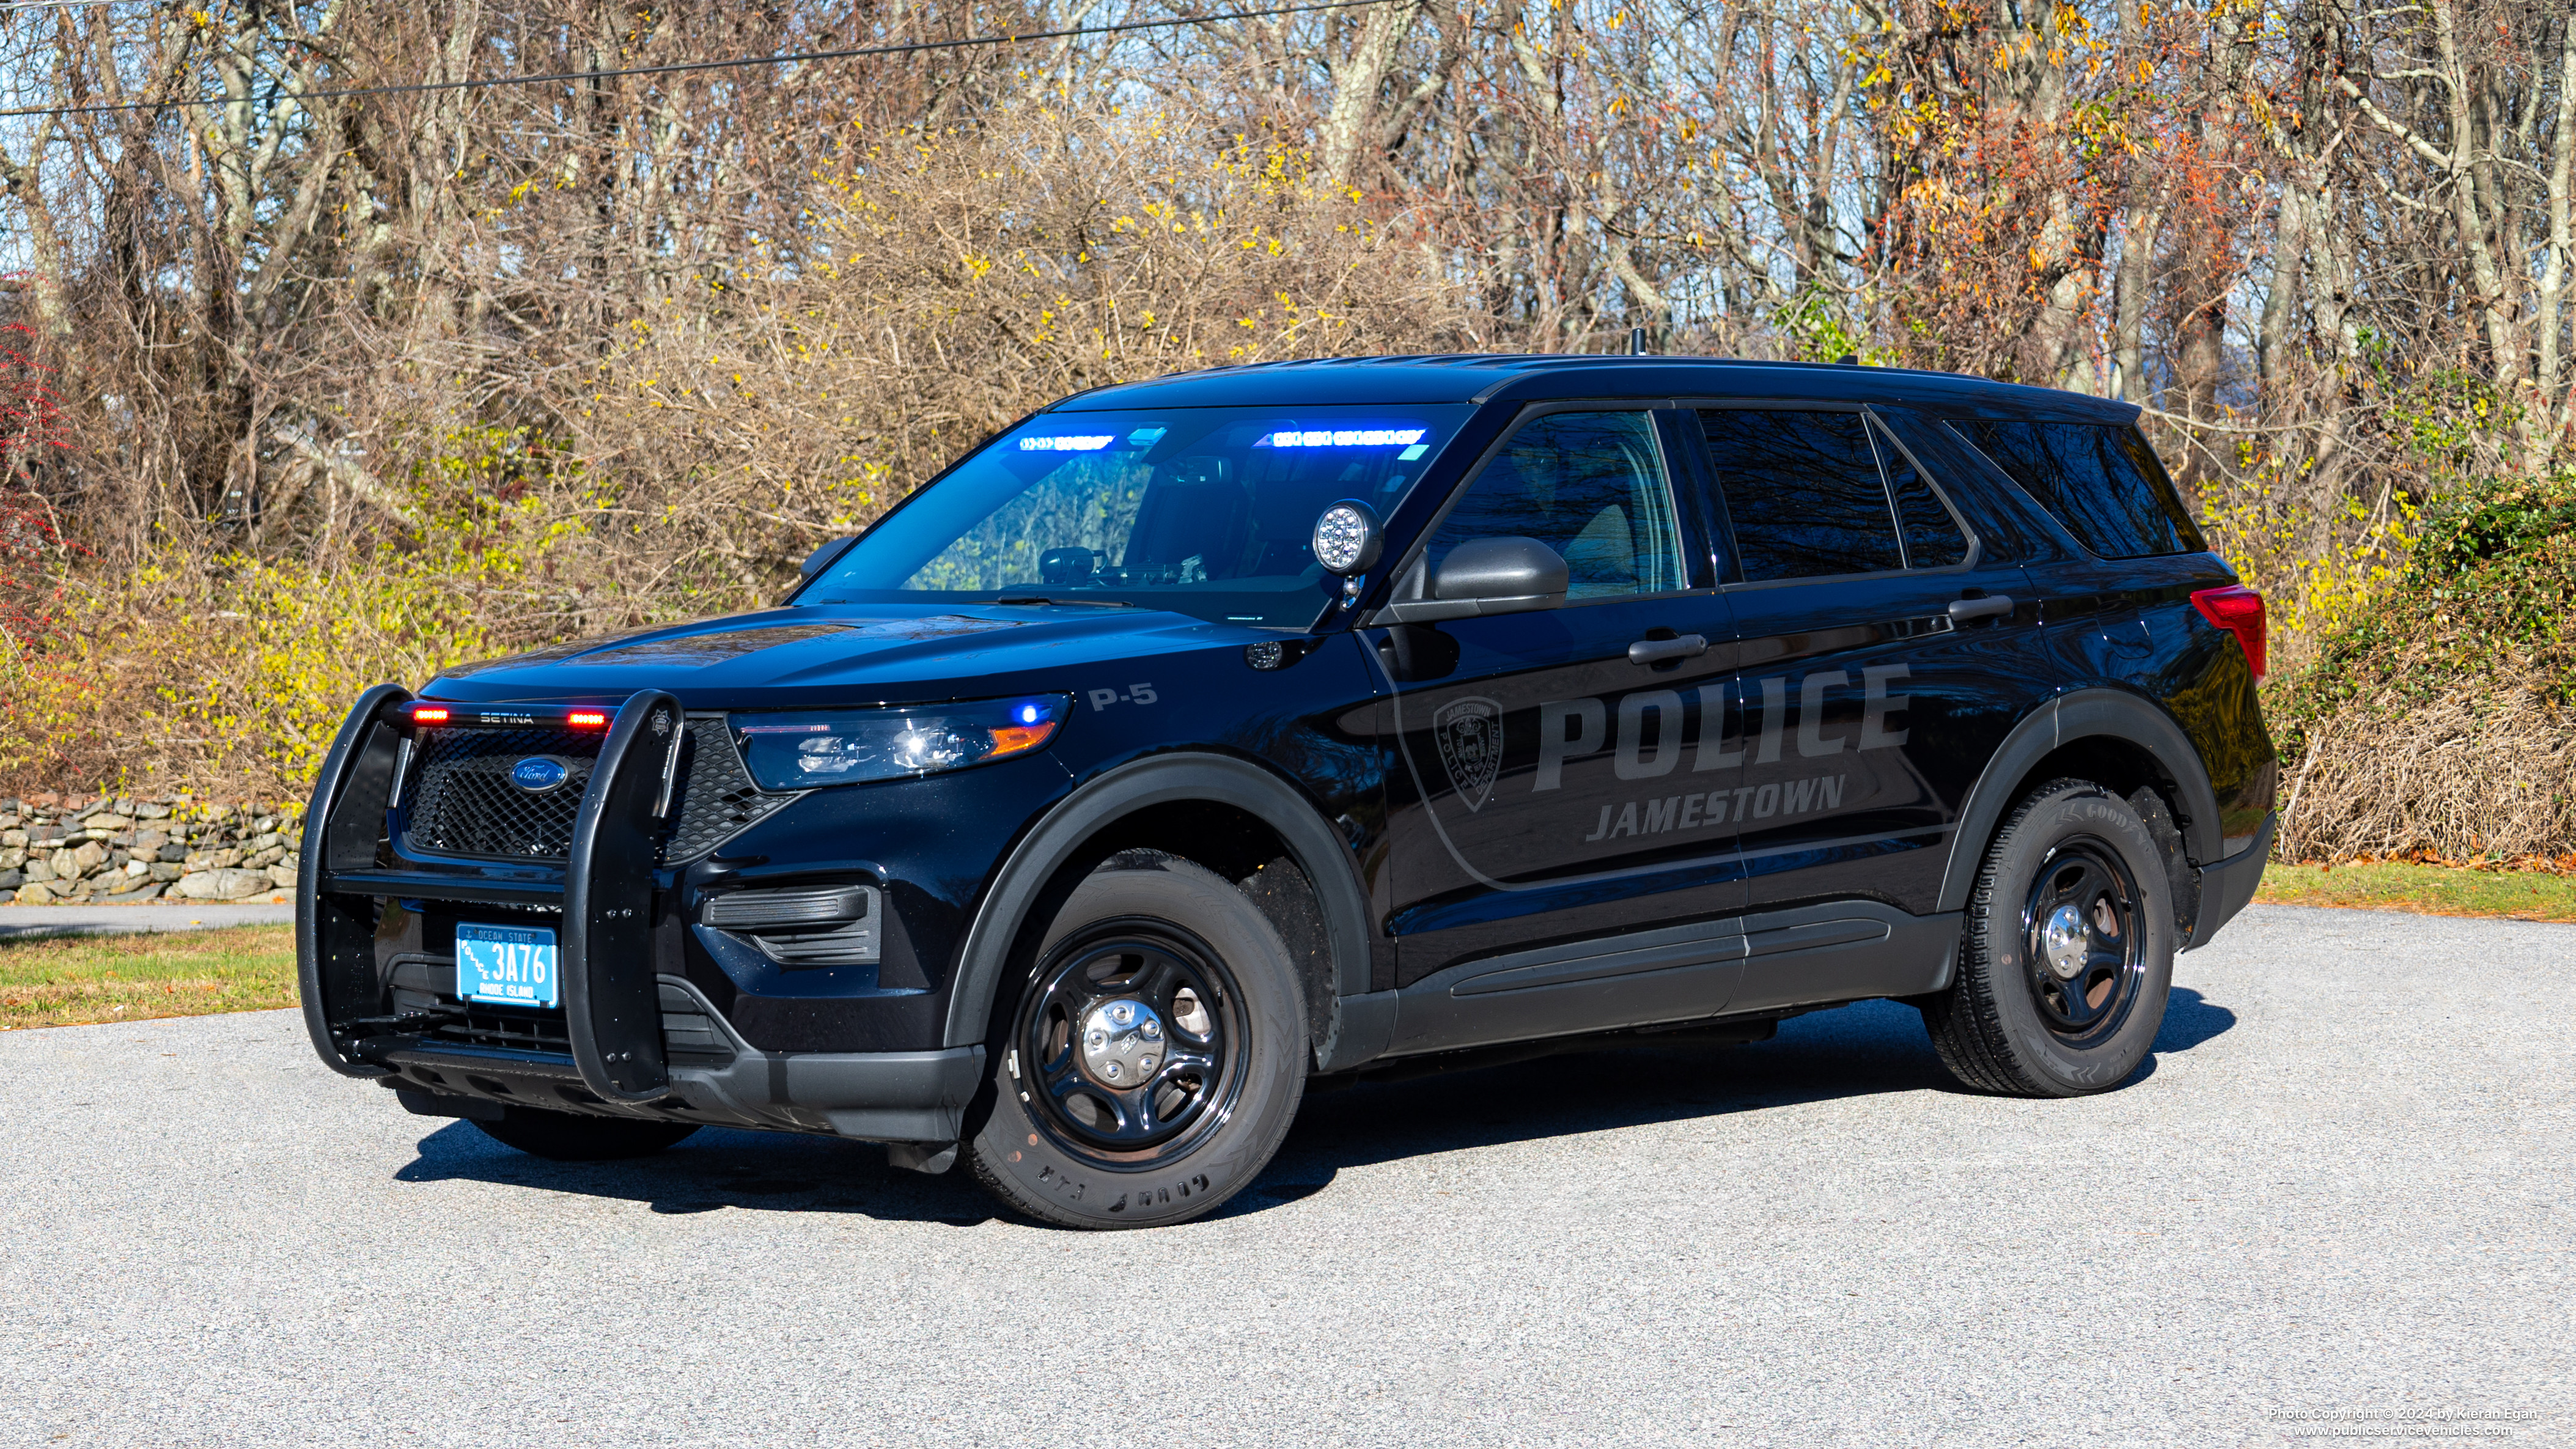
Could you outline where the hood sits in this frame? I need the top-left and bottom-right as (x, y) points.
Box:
(421, 602), (1261, 708)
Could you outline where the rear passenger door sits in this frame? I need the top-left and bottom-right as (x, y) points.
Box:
(1691, 407), (2045, 1003)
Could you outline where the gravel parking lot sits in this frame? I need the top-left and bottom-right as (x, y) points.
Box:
(0, 903), (2566, 1447)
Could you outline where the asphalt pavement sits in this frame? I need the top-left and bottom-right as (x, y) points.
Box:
(0, 902), (295, 942)
(0, 904), (2566, 1447)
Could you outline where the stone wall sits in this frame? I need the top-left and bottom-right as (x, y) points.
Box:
(2, 796), (306, 905)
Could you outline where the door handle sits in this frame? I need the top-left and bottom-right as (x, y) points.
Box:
(1946, 595), (2015, 624)
(1627, 633), (1709, 666)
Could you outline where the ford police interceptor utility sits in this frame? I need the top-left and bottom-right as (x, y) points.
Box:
(296, 353), (2276, 1229)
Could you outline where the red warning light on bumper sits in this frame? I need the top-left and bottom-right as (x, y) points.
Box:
(411, 706), (451, 724)
(567, 710), (610, 728)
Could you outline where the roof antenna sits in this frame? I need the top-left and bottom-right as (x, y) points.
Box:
(1628, 326), (1649, 356)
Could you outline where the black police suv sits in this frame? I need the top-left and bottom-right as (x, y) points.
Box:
(297, 354), (2276, 1228)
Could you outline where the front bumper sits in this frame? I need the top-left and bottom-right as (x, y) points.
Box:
(296, 687), (979, 1140)
(382, 990), (984, 1143)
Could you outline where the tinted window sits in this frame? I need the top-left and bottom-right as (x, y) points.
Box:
(1701, 410), (1902, 580)
(1877, 422), (1970, 567)
(1425, 411), (1684, 600)
(1950, 420), (2204, 558)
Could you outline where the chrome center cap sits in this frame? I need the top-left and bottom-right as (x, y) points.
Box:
(1078, 998), (1166, 1088)
(2041, 904), (2089, 979)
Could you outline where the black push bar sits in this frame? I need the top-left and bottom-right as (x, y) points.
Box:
(296, 686), (691, 1105)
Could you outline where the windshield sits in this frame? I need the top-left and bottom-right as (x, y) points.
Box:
(800, 404), (1476, 627)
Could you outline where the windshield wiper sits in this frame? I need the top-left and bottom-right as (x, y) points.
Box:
(989, 595), (1136, 608)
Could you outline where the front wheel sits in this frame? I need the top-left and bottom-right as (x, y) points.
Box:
(965, 851), (1307, 1229)
(1921, 779), (2176, 1097)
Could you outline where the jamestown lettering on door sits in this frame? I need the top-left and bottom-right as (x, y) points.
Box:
(1582, 773), (1850, 841)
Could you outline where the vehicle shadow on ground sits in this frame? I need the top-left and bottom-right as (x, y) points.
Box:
(394, 1121), (1005, 1225)
(1214, 987), (2239, 1219)
(389, 989), (2236, 1226)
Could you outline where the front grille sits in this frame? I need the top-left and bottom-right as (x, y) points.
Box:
(401, 717), (793, 866)
(429, 1003), (572, 1054)
(417, 990), (733, 1066)
(406, 727), (602, 859)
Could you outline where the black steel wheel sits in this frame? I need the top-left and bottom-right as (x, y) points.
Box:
(966, 851), (1306, 1228)
(1015, 923), (1246, 1161)
(1921, 778), (2176, 1097)
(2020, 840), (2147, 1048)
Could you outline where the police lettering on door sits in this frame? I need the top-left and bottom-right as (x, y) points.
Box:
(1434, 665), (1913, 838)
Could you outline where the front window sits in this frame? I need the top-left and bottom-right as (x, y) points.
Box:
(801, 405), (1476, 627)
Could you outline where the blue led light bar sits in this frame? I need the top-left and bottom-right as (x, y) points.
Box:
(1260, 428), (1428, 449)
(1018, 435), (1116, 452)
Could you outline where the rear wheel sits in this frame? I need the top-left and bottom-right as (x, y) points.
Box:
(1921, 778), (2175, 1097)
(965, 851), (1306, 1229)
(472, 1107), (699, 1161)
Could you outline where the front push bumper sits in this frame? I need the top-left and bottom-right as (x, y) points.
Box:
(296, 685), (982, 1148)
(381, 1008), (985, 1144)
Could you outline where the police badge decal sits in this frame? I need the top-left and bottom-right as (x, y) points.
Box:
(1431, 696), (1504, 812)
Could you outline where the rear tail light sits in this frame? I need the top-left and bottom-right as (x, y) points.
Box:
(2190, 585), (2266, 679)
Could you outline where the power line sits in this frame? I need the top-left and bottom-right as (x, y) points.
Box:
(0, 0), (1383, 119)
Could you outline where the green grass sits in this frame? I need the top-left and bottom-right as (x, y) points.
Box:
(0, 861), (2566, 1033)
(0, 924), (296, 1031)
(2256, 860), (2576, 923)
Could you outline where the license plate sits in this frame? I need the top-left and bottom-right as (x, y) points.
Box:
(456, 923), (559, 1008)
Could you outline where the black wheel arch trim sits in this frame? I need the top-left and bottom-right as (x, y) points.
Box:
(1937, 688), (2224, 919)
(938, 751), (1378, 1063)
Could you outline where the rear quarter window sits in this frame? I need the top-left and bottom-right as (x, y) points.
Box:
(1949, 419), (2205, 559)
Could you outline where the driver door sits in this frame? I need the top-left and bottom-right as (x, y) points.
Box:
(1373, 407), (1746, 1051)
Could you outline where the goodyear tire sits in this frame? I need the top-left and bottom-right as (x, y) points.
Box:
(1920, 779), (2175, 1097)
(473, 1107), (699, 1161)
(965, 851), (1306, 1229)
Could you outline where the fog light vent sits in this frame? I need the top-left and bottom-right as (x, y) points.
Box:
(703, 883), (879, 967)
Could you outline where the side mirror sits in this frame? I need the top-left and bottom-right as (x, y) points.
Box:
(1369, 536), (1569, 624)
(1437, 536), (1570, 613)
(798, 536), (858, 580)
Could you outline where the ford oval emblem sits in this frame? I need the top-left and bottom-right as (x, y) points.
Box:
(510, 757), (570, 794)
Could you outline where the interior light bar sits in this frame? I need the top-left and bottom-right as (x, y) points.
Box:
(1261, 428), (1427, 449)
(1018, 435), (1116, 452)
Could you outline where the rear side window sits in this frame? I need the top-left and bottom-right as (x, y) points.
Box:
(1950, 420), (2204, 558)
(1699, 410), (1970, 580)
(1701, 410), (1902, 580)
(1885, 441), (1970, 568)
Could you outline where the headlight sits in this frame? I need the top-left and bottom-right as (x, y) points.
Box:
(734, 695), (1069, 790)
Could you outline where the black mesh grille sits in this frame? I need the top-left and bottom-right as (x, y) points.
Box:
(399, 718), (790, 865)
(405, 728), (602, 859)
(664, 718), (795, 863)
